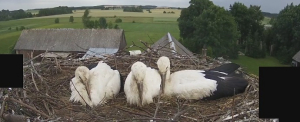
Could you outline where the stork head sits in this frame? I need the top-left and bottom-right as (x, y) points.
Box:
(157, 56), (170, 94)
(131, 61), (147, 106)
(75, 66), (91, 100)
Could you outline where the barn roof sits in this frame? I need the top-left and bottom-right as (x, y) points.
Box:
(14, 29), (127, 52)
(151, 32), (194, 57)
(293, 50), (300, 62)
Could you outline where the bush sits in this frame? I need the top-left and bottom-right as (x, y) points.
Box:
(20, 26), (25, 30)
(114, 24), (119, 29)
(108, 21), (113, 29)
(55, 18), (59, 23)
(132, 21), (135, 23)
(69, 16), (74, 23)
(16, 27), (18, 31)
(114, 15), (116, 18)
(163, 11), (166, 13)
(115, 18), (122, 23)
(8, 27), (11, 30)
(207, 46), (213, 57)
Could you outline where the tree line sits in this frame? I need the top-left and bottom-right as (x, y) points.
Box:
(37, 6), (72, 17)
(178, 0), (300, 64)
(0, 9), (33, 21)
(82, 9), (120, 29)
(123, 7), (143, 12)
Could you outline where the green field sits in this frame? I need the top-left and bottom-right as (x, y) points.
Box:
(0, 9), (284, 76)
(0, 9), (181, 53)
(230, 55), (289, 76)
(262, 17), (271, 25)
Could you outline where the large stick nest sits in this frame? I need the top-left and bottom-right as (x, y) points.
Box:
(0, 49), (272, 122)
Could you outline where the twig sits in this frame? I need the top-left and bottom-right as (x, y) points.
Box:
(70, 80), (91, 108)
(231, 88), (236, 121)
(30, 61), (49, 95)
(171, 106), (193, 121)
(23, 44), (56, 65)
(180, 115), (198, 121)
(117, 117), (175, 122)
(222, 108), (259, 121)
(7, 97), (50, 119)
(2, 113), (28, 122)
(0, 96), (7, 122)
(153, 93), (162, 118)
(131, 41), (147, 52)
(30, 69), (39, 91)
(114, 105), (152, 118)
(54, 57), (62, 71)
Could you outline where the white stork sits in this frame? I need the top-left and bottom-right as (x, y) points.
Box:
(156, 56), (248, 100)
(124, 61), (161, 106)
(70, 61), (122, 108)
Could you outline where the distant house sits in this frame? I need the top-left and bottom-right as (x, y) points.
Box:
(150, 32), (195, 58)
(292, 50), (300, 67)
(14, 29), (127, 61)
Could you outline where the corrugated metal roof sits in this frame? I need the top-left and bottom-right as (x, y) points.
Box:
(293, 50), (300, 62)
(151, 32), (194, 57)
(14, 29), (127, 52)
(81, 48), (119, 59)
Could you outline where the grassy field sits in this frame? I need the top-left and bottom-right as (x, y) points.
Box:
(0, 9), (285, 76)
(0, 9), (180, 53)
(230, 55), (289, 76)
(262, 17), (271, 25)
(24, 9), (181, 19)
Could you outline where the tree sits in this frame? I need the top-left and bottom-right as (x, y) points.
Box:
(20, 26), (25, 30)
(69, 16), (74, 23)
(114, 24), (119, 29)
(99, 17), (107, 29)
(229, 2), (249, 46)
(163, 11), (166, 13)
(229, 3), (265, 58)
(55, 18), (59, 23)
(94, 20), (99, 28)
(272, 3), (300, 63)
(178, 0), (214, 40)
(108, 21), (113, 29)
(82, 9), (91, 28)
(115, 18), (122, 23)
(244, 5), (265, 58)
(190, 5), (240, 58)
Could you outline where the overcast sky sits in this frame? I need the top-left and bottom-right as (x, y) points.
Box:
(0, 0), (299, 13)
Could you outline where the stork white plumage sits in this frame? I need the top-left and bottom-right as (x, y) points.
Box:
(124, 61), (161, 106)
(156, 56), (248, 100)
(70, 61), (122, 108)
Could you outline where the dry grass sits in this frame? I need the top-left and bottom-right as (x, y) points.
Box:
(25, 9), (181, 19)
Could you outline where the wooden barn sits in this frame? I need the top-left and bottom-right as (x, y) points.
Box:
(14, 29), (127, 61)
(292, 50), (300, 67)
(151, 32), (195, 58)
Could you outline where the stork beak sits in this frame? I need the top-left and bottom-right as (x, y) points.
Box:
(85, 82), (91, 101)
(79, 76), (91, 101)
(160, 73), (166, 94)
(137, 82), (143, 106)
